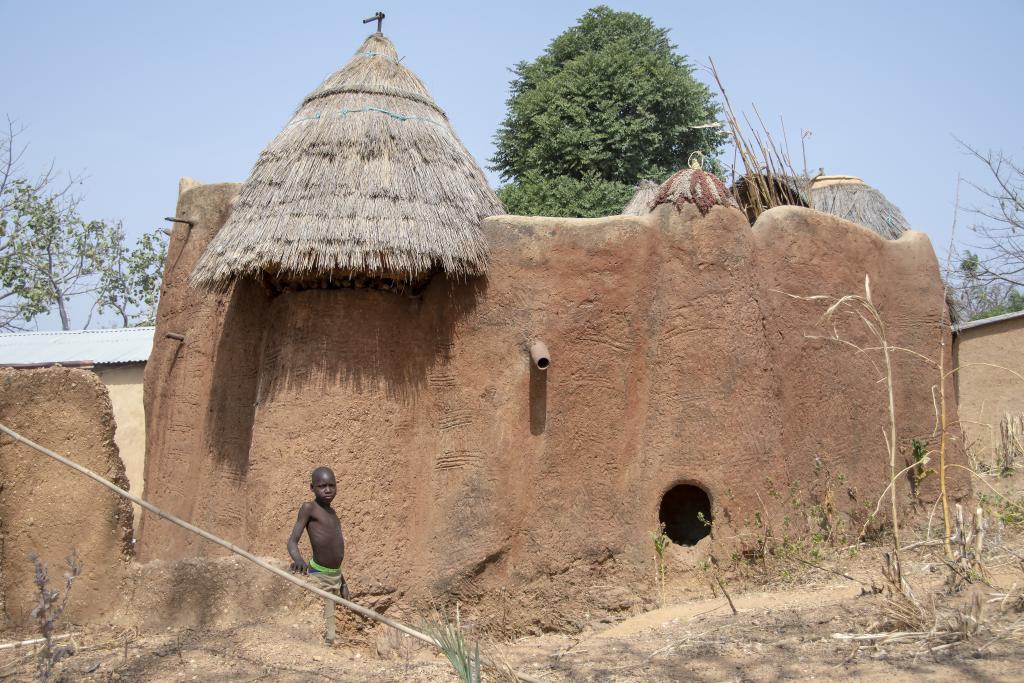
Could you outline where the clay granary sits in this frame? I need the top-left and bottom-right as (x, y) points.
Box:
(137, 31), (967, 632)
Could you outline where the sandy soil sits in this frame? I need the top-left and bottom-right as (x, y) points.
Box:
(3, 534), (1022, 682)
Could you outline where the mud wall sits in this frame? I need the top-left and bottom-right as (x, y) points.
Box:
(752, 207), (968, 536)
(94, 363), (146, 531)
(0, 367), (133, 627)
(955, 314), (1024, 462)
(138, 180), (269, 558)
(139, 188), (966, 632)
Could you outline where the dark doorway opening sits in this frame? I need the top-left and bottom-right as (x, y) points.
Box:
(659, 484), (712, 546)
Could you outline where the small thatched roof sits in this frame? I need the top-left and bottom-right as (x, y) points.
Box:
(189, 32), (503, 291)
(808, 175), (910, 240)
(731, 174), (810, 224)
(729, 173), (910, 240)
(621, 180), (659, 215)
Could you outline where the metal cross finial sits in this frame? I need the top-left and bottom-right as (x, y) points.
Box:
(363, 11), (385, 33)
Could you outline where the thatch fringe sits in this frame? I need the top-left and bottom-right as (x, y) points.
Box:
(621, 180), (659, 215)
(189, 33), (503, 291)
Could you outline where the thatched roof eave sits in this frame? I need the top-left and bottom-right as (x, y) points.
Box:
(188, 32), (502, 291)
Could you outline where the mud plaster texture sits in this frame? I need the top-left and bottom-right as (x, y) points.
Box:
(0, 367), (133, 627)
(139, 185), (969, 635)
(93, 363), (147, 531)
(954, 315), (1024, 463)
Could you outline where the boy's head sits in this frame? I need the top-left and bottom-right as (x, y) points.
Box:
(310, 467), (337, 505)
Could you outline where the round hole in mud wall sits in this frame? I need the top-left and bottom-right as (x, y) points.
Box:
(659, 484), (712, 546)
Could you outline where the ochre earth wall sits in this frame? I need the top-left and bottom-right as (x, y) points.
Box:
(955, 315), (1024, 462)
(0, 367), (133, 627)
(138, 180), (269, 559)
(752, 207), (969, 532)
(139, 186), (967, 632)
(94, 363), (146, 532)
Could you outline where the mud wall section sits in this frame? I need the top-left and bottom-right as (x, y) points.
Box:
(0, 368), (133, 627)
(139, 185), (967, 631)
(955, 315), (1024, 463)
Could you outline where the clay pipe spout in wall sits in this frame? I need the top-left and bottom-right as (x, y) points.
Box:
(529, 341), (550, 370)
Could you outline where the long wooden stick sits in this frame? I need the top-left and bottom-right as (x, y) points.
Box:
(715, 577), (738, 615)
(0, 634), (72, 651)
(0, 423), (545, 683)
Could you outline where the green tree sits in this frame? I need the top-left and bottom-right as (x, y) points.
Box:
(6, 183), (108, 330)
(491, 6), (723, 217)
(0, 119), (166, 331)
(95, 223), (167, 327)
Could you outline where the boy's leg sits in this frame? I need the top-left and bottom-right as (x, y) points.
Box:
(309, 571), (340, 644)
(324, 597), (336, 644)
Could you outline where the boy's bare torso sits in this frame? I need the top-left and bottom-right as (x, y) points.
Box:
(288, 468), (346, 573)
(304, 501), (345, 568)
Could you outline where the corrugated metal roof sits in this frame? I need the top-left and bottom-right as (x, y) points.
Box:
(952, 309), (1024, 335)
(0, 327), (155, 366)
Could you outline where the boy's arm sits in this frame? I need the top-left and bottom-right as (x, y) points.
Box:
(287, 502), (314, 573)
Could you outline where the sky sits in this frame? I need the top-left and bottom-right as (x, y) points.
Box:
(1, 1), (1021, 328)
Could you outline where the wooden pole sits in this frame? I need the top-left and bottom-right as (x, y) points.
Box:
(0, 423), (545, 683)
(0, 634), (72, 651)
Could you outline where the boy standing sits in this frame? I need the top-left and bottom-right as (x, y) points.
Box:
(287, 466), (350, 643)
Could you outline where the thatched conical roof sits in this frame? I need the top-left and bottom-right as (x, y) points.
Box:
(189, 33), (503, 291)
(621, 180), (659, 215)
(808, 175), (910, 240)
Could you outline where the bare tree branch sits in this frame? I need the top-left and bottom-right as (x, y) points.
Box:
(953, 138), (1024, 292)
(0, 118), (165, 331)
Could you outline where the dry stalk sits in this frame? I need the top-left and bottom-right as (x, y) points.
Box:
(715, 576), (738, 615)
(946, 463), (1024, 518)
(0, 634), (73, 651)
(936, 176), (962, 558)
(996, 413), (1024, 475)
(706, 58), (805, 222)
(937, 321), (953, 558)
(835, 553), (988, 653)
(779, 275), (904, 573)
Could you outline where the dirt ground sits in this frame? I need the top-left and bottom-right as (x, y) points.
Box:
(3, 525), (1022, 683)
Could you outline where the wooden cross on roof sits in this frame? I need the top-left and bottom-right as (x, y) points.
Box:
(363, 12), (385, 33)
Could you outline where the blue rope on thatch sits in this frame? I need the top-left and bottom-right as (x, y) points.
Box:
(354, 51), (401, 64)
(289, 108), (444, 128)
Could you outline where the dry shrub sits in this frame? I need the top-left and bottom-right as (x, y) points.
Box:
(30, 551), (81, 683)
(996, 413), (1024, 476)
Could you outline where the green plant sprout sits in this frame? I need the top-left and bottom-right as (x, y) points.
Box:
(911, 438), (936, 497)
(651, 523), (669, 605)
(421, 604), (481, 683)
